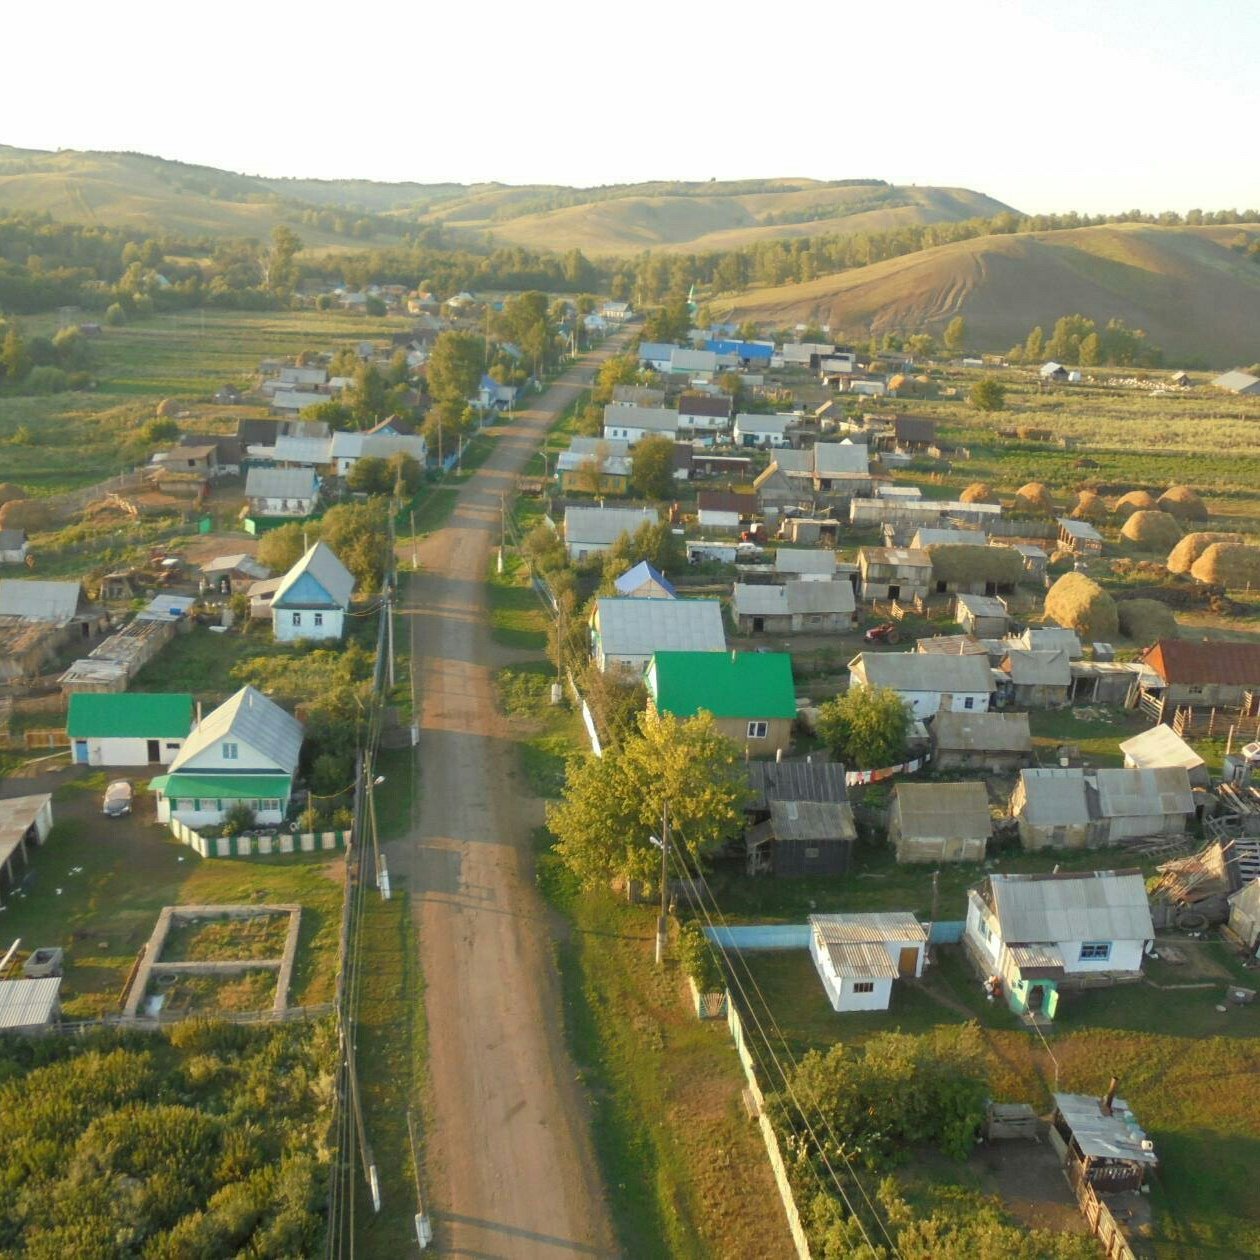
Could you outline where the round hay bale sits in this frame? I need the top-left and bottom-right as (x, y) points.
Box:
(1070, 490), (1109, 522)
(1116, 598), (1178, 643)
(960, 481), (997, 504)
(1189, 543), (1260, 590)
(1156, 484), (1209, 521)
(0, 498), (53, 531)
(155, 398), (178, 418)
(0, 483), (27, 507)
(1112, 489), (1158, 518)
(1044, 571), (1119, 640)
(1120, 510), (1182, 551)
(1012, 481), (1055, 515)
(1167, 531), (1243, 574)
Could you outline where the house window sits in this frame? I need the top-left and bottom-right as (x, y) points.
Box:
(1079, 942), (1111, 962)
(852, 981), (875, 994)
(292, 612), (302, 626)
(314, 613), (324, 627)
(964, 696), (975, 710)
(747, 721), (769, 739)
(165, 742), (180, 750)
(262, 799), (280, 812)
(223, 742), (239, 760)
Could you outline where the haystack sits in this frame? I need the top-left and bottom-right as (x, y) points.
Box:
(1116, 598), (1178, 643)
(0, 484), (26, 507)
(959, 482), (997, 504)
(1044, 571), (1119, 640)
(155, 398), (178, 418)
(1070, 490), (1109, 523)
(0, 499), (53, 531)
(1166, 531), (1243, 574)
(1189, 543), (1260, 590)
(1012, 481), (1055, 515)
(1157, 485), (1209, 521)
(1120, 510), (1182, 551)
(925, 543), (1025, 589)
(1112, 490), (1157, 518)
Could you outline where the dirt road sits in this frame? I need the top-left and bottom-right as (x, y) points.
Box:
(391, 339), (630, 1257)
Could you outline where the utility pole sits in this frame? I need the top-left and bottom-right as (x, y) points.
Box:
(655, 800), (670, 965)
(410, 509), (418, 570)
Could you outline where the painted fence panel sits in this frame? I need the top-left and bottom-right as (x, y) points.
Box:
(705, 924), (810, 951)
(170, 820), (349, 858)
(928, 920), (965, 944)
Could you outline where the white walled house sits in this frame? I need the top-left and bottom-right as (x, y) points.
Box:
(67, 692), (193, 767)
(244, 467), (319, 519)
(563, 506), (658, 561)
(809, 913), (928, 1012)
(150, 686), (303, 827)
(602, 402), (677, 444)
(964, 870), (1154, 1021)
(734, 413), (793, 448)
(271, 542), (355, 642)
(847, 651), (993, 719)
(676, 392), (732, 439)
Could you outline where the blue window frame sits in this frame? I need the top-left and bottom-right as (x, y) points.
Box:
(1079, 942), (1111, 961)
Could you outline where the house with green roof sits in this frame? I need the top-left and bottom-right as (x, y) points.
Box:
(66, 692), (194, 767)
(645, 650), (797, 758)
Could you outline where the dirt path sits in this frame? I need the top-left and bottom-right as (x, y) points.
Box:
(389, 337), (630, 1258)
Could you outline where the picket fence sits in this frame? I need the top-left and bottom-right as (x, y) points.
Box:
(169, 816), (349, 858)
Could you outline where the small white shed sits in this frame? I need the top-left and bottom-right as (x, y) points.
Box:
(808, 912), (928, 1012)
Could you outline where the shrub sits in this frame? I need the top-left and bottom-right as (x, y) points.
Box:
(104, 302), (127, 326)
(223, 802), (256, 834)
(676, 922), (723, 992)
(24, 365), (70, 394)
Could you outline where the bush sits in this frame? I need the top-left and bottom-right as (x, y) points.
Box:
(676, 922), (723, 992)
(816, 686), (909, 770)
(223, 802), (256, 834)
(104, 302), (127, 326)
(969, 378), (1005, 411)
(24, 365), (70, 394)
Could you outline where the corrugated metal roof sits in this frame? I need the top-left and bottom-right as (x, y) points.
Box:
(0, 579), (83, 623)
(913, 528), (986, 548)
(817, 940), (899, 979)
(170, 685), (303, 777)
(568, 436), (631, 457)
(1057, 517), (1104, 541)
(272, 541), (355, 610)
(1212, 370), (1260, 393)
(648, 650), (795, 719)
(775, 549), (837, 575)
(677, 392), (732, 417)
(813, 443), (869, 476)
(244, 466), (318, 500)
(1094, 767), (1194, 818)
(273, 435), (334, 464)
(611, 385), (665, 407)
(594, 598), (725, 658)
(1018, 627), (1082, 657)
(955, 593), (1007, 618)
(0, 978), (61, 1030)
(771, 449), (814, 474)
(858, 546), (932, 569)
(932, 711), (1031, 754)
(893, 416), (936, 442)
(601, 402), (676, 433)
(854, 651), (994, 694)
(768, 800), (856, 842)
(1002, 649), (1071, 686)
(0, 794), (50, 869)
(732, 582), (853, 618)
(1054, 1093), (1158, 1164)
(894, 781), (992, 838)
(747, 759), (847, 808)
(565, 506), (659, 547)
(614, 562), (676, 598)
(67, 692), (193, 740)
(1119, 726), (1205, 773)
(697, 491), (755, 514)
(734, 413), (791, 435)
(556, 451), (632, 475)
(916, 634), (989, 656)
(1007, 943), (1064, 972)
(1018, 768), (1092, 825)
(811, 912), (928, 944)
(987, 870), (1154, 943)
(1143, 638), (1260, 687)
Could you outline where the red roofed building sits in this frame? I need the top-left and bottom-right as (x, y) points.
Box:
(1138, 638), (1260, 716)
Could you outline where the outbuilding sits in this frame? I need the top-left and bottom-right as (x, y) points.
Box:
(0, 977), (62, 1034)
(746, 800), (857, 877)
(808, 912), (928, 1012)
(930, 711), (1033, 772)
(999, 649), (1072, 707)
(1119, 724), (1209, 788)
(954, 593), (1009, 638)
(856, 547), (932, 602)
(67, 692), (194, 766)
(888, 781), (992, 863)
(732, 581), (855, 635)
(0, 794), (53, 903)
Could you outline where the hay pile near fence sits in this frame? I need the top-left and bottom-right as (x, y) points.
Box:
(1121, 510), (1182, 550)
(1070, 490), (1109, 522)
(1189, 543), (1260, 590)
(1044, 572), (1119, 639)
(1157, 485), (1209, 521)
(1167, 531), (1243, 574)
(1113, 489), (1158, 518)
(960, 482), (997, 504)
(1012, 482), (1055, 515)
(1116, 598), (1178, 643)
(0, 484), (26, 507)
(926, 543), (1025, 588)
(0, 499), (52, 531)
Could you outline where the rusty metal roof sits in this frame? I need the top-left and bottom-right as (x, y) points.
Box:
(1143, 638), (1260, 686)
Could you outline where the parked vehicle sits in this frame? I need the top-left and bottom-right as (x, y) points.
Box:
(103, 781), (133, 818)
(864, 622), (900, 645)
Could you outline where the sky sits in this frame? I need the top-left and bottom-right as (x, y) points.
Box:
(5, 0), (1258, 215)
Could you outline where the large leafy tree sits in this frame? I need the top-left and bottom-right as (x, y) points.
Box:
(548, 711), (749, 888)
(630, 433), (676, 500)
(601, 519), (682, 580)
(942, 315), (966, 352)
(816, 685), (909, 770)
(426, 331), (485, 406)
(968, 378), (1006, 412)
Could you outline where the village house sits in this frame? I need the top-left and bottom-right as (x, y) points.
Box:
(731, 581), (856, 635)
(0, 529), (29, 565)
(1136, 638), (1260, 720)
(330, 430), (428, 477)
(476, 374), (518, 411)
(67, 692), (193, 766)
(645, 649), (796, 758)
(613, 561), (676, 600)
(270, 542), (355, 642)
(602, 402), (677, 444)
(696, 490), (754, 533)
(965, 870), (1155, 1020)
(668, 347), (721, 378)
(752, 464), (801, 516)
(848, 650), (993, 719)
(562, 505), (658, 561)
(774, 548), (838, 583)
(676, 392), (733, 439)
(589, 597), (725, 674)
(733, 413), (793, 448)
(243, 467), (319, 519)
(744, 758), (851, 874)
(889, 781), (992, 863)
(808, 913), (928, 1013)
(557, 440), (632, 495)
(1012, 543), (1049, 581)
(637, 342), (676, 372)
(776, 442), (872, 497)
(150, 685), (303, 827)
(954, 593), (1009, 638)
(998, 649), (1072, 707)
(930, 711), (1033, 773)
(857, 547), (932, 602)
(1119, 725), (1209, 787)
(611, 384), (666, 408)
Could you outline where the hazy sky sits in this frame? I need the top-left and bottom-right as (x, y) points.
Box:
(6, 0), (1257, 214)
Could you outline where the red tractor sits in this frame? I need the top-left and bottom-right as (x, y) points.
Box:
(864, 622), (900, 645)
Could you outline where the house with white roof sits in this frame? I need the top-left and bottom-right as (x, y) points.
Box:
(588, 597), (725, 673)
(808, 912), (928, 1012)
(150, 685), (303, 826)
(563, 506), (658, 561)
(271, 542), (355, 642)
(244, 467), (319, 519)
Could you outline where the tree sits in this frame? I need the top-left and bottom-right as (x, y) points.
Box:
(548, 710), (750, 889)
(347, 456), (391, 494)
(1078, 332), (1102, 367)
(906, 333), (936, 360)
(348, 362), (388, 428)
(969, 378), (1006, 412)
(320, 498), (390, 593)
(602, 519), (683, 580)
(815, 686), (909, 769)
(386, 451), (422, 496)
(630, 434), (676, 500)
(364, 295), (387, 317)
(256, 522), (308, 574)
(942, 316), (966, 352)
(1024, 325), (1045, 362)
(0, 327), (31, 382)
(593, 353), (639, 404)
(426, 331), (485, 406)
(266, 226), (302, 296)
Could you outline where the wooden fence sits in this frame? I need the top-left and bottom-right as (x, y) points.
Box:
(1065, 1158), (1139, 1260)
(169, 817), (349, 858)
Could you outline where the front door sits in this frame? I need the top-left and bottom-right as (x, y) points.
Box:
(897, 947), (918, 978)
(888, 584), (900, 600)
(753, 617), (765, 633)
(1027, 983), (1045, 1011)
(74, 739), (89, 765)
(146, 739), (161, 763)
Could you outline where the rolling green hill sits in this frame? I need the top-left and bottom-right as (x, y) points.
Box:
(712, 223), (1260, 366)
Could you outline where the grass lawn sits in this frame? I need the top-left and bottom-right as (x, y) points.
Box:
(487, 553), (550, 650)
(1028, 705), (1150, 767)
(0, 774), (343, 1019)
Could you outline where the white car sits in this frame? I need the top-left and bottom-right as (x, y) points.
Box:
(103, 781), (133, 818)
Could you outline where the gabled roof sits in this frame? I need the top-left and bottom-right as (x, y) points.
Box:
(747, 758), (847, 808)
(1017, 768), (1092, 825)
(913, 527), (986, 548)
(637, 341), (677, 362)
(1053, 1093), (1157, 1164)
(932, 711), (1031, 754)
(1001, 649), (1071, 686)
(1212, 369), (1260, 393)
(593, 597), (725, 658)
(677, 392), (732, 418)
(733, 581), (854, 617)
(1018, 626), (1082, 657)
(697, 490), (755, 515)
(244, 466), (318, 500)
(893, 781), (992, 839)
(1118, 725), (1205, 775)
(170, 685), (303, 777)
(272, 542), (355, 610)
(614, 561), (676, 598)
(982, 870), (1154, 944)
(602, 402), (677, 433)
(810, 912), (924, 979)
(67, 692), (194, 740)
(670, 347), (718, 372)
(0, 579), (83, 623)
(201, 554), (271, 580)
(564, 506), (658, 546)
(853, 651), (994, 694)
(1094, 767), (1194, 818)
(647, 650), (795, 719)
(892, 415), (936, 443)
(567, 436), (631, 458)
(858, 546), (932, 571)
(734, 413), (791, 435)
(611, 384), (665, 407)
(812, 443), (869, 476)
(774, 548), (836, 575)
(273, 435), (334, 465)
(1057, 517), (1105, 542)
(767, 800), (856, 842)
(955, 593), (1007, 619)
(1142, 638), (1260, 686)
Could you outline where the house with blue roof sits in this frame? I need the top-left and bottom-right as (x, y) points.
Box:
(614, 562), (676, 600)
(477, 374), (519, 411)
(271, 542), (356, 642)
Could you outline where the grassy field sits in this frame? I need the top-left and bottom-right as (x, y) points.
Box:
(487, 553), (550, 650)
(0, 772), (343, 1019)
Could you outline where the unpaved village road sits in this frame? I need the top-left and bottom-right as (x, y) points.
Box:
(390, 336), (631, 1258)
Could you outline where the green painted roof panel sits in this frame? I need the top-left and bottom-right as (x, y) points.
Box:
(151, 773), (292, 800)
(648, 651), (796, 719)
(67, 692), (194, 739)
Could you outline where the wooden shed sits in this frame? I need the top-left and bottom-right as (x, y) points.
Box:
(888, 781), (992, 863)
